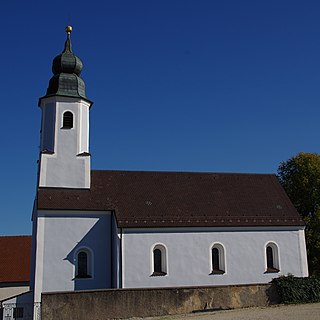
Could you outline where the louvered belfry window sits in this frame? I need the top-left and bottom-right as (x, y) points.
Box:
(63, 111), (73, 129)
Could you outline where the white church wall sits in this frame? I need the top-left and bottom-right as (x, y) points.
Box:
(121, 226), (308, 288)
(40, 102), (55, 153)
(78, 103), (89, 154)
(111, 214), (121, 288)
(29, 204), (38, 293)
(33, 210), (112, 302)
(38, 96), (91, 189)
(298, 229), (309, 275)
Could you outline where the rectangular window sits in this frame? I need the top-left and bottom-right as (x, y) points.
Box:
(13, 307), (24, 319)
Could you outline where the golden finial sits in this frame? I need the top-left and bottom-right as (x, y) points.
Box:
(65, 25), (73, 34)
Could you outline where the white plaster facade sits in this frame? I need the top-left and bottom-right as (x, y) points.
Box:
(32, 210), (112, 303)
(121, 226), (308, 288)
(30, 219), (309, 299)
(38, 96), (91, 189)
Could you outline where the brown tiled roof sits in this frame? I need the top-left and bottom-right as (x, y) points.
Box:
(0, 236), (32, 283)
(37, 170), (304, 228)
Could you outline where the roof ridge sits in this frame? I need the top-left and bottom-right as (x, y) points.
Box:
(91, 169), (275, 176)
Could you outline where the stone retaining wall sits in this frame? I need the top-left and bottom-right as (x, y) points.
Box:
(41, 283), (279, 320)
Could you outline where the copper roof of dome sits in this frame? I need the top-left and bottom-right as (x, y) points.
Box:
(39, 26), (92, 105)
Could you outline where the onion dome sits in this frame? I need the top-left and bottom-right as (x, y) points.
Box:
(41, 26), (91, 103)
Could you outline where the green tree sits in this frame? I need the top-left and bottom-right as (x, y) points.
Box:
(277, 152), (320, 275)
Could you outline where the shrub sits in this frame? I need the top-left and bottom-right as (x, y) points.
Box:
(272, 274), (320, 304)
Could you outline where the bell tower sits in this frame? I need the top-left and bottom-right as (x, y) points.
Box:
(38, 26), (93, 188)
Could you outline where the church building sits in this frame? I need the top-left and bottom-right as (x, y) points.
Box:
(1, 27), (308, 319)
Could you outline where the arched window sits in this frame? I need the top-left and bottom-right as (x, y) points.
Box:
(75, 249), (92, 278)
(151, 244), (167, 276)
(62, 111), (73, 129)
(211, 243), (225, 274)
(265, 242), (280, 273)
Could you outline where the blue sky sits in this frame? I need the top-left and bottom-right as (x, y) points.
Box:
(1, 0), (320, 235)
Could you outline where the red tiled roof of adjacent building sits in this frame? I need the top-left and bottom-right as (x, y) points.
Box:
(0, 236), (32, 283)
(37, 170), (304, 228)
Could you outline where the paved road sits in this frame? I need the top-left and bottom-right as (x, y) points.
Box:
(143, 303), (320, 320)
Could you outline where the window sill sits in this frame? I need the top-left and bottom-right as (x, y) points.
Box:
(265, 268), (280, 274)
(77, 152), (91, 157)
(151, 272), (167, 277)
(210, 270), (225, 275)
(41, 149), (54, 154)
(75, 275), (92, 279)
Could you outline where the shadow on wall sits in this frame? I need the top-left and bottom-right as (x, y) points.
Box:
(1, 291), (39, 320)
(64, 214), (112, 291)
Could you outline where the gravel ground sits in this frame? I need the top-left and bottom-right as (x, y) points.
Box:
(141, 303), (320, 320)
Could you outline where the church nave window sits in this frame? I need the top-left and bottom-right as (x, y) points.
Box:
(265, 242), (280, 273)
(75, 248), (92, 279)
(210, 243), (225, 275)
(62, 111), (73, 129)
(151, 244), (167, 276)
